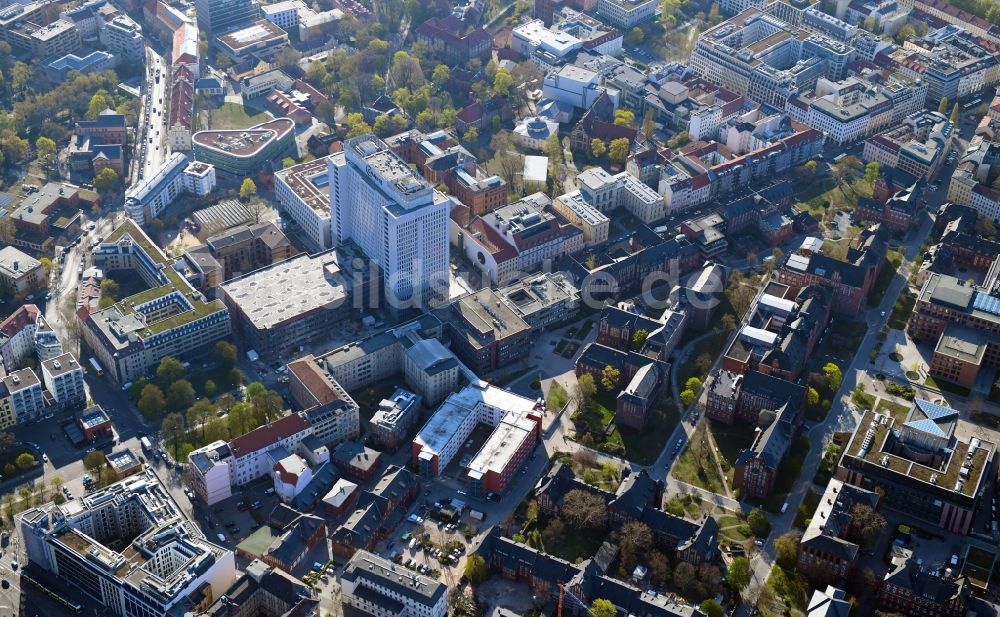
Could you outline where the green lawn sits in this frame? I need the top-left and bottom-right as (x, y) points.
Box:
(207, 102), (270, 130)
(535, 516), (604, 563)
(618, 400), (680, 465)
(754, 436), (811, 512)
(546, 380), (569, 411)
(888, 290), (916, 330)
(851, 388), (876, 411)
(671, 422), (727, 495)
(875, 398), (910, 422)
(924, 374), (971, 396)
(677, 331), (731, 388)
(709, 420), (756, 486)
(820, 238), (853, 261)
(867, 252), (902, 306)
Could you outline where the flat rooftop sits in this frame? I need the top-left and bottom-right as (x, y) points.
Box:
(217, 19), (287, 51)
(415, 383), (538, 456)
(452, 288), (531, 346)
(192, 118), (295, 158)
(844, 409), (995, 499)
(274, 156), (331, 215)
(219, 250), (348, 330)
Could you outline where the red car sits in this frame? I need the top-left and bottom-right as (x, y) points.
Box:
(237, 504), (248, 512)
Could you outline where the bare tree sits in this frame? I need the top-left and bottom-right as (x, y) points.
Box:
(561, 490), (607, 528)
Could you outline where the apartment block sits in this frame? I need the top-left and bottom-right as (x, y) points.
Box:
(40, 352), (85, 408)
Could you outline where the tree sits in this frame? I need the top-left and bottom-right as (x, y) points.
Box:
(601, 365), (621, 390)
(85, 89), (114, 120)
(685, 377), (703, 392)
(83, 451), (105, 482)
(695, 353), (713, 377)
(774, 531), (802, 569)
(239, 177), (257, 201)
(187, 399), (213, 439)
(614, 109), (635, 127)
(849, 503), (886, 547)
(669, 131), (691, 147)
(950, 102), (960, 124)
(707, 1), (721, 23)
(591, 138), (607, 158)
(822, 362), (843, 391)
(344, 113), (371, 138)
(214, 340), (237, 368)
(15, 453), (35, 470)
(561, 489), (607, 528)
(203, 379), (217, 398)
(748, 508), (770, 537)
(492, 69), (514, 98)
(648, 550), (671, 586)
(673, 562), (697, 594)
(167, 379), (195, 411)
(975, 215), (997, 240)
(543, 134), (563, 163)
(161, 413), (186, 458)
(608, 137), (630, 164)
(39, 256), (53, 277)
(0, 217), (13, 246)
(157, 356), (186, 388)
(618, 521), (652, 571)
(864, 161), (880, 185)
(807, 386), (820, 408)
(462, 126), (479, 145)
(576, 373), (597, 411)
(642, 109), (654, 141)
(94, 168), (119, 194)
(631, 328), (649, 350)
(625, 26), (645, 47)
(432, 64), (451, 86)
(463, 554), (488, 584)
(35, 136), (56, 161)
(590, 599), (617, 617)
(728, 556), (752, 592)
(680, 389), (696, 407)
(2, 464), (12, 477)
(246, 382), (267, 399)
(938, 96), (948, 115)
(699, 600), (724, 617)
(138, 384), (167, 420)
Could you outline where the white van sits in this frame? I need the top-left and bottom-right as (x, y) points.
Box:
(217, 533), (226, 543)
(780, 502), (789, 514)
(265, 488), (275, 495)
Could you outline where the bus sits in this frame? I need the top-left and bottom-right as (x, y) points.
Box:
(832, 153), (847, 163)
(87, 357), (104, 377)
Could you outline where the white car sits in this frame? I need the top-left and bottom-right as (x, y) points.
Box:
(42, 454), (48, 463)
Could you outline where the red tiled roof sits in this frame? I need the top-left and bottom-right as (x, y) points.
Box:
(230, 413), (311, 459)
(287, 357), (342, 407)
(0, 304), (40, 339)
(456, 102), (483, 124)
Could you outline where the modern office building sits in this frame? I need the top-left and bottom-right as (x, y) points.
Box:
(412, 382), (543, 495)
(836, 403), (998, 535)
(328, 135), (452, 310)
(219, 250), (359, 360)
(195, 0), (259, 34)
(215, 19), (288, 63)
(342, 550), (447, 617)
(44, 50), (118, 82)
(80, 221), (231, 384)
(40, 352), (86, 407)
(595, 0), (656, 28)
(124, 153), (217, 224)
(18, 472), (236, 617)
(863, 110), (954, 181)
(192, 118), (296, 176)
(274, 156), (334, 251)
(907, 269), (1000, 388)
(369, 388), (422, 451)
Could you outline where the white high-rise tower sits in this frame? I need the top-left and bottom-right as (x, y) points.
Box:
(328, 135), (451, 310)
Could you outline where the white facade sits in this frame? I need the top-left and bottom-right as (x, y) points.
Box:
(187, 441), (234, 505)
(542, 65), (608, 111)
(124, 152), (189, 224)
(970, 189), (1000, 223)
(4, 369), (45, 423)
(182, 161), (217, 196)
(260, 0), (305, 29)
(232, 422), (313, 486)
(41, 353), (85, 406)
(274, 157), (333, 251)
(342, 551), (447, 617)
(328, 136), (450, 309)
(512, 19), (582, 58)
(272, 453), (312, 503)
(596, 0), (657, 29)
